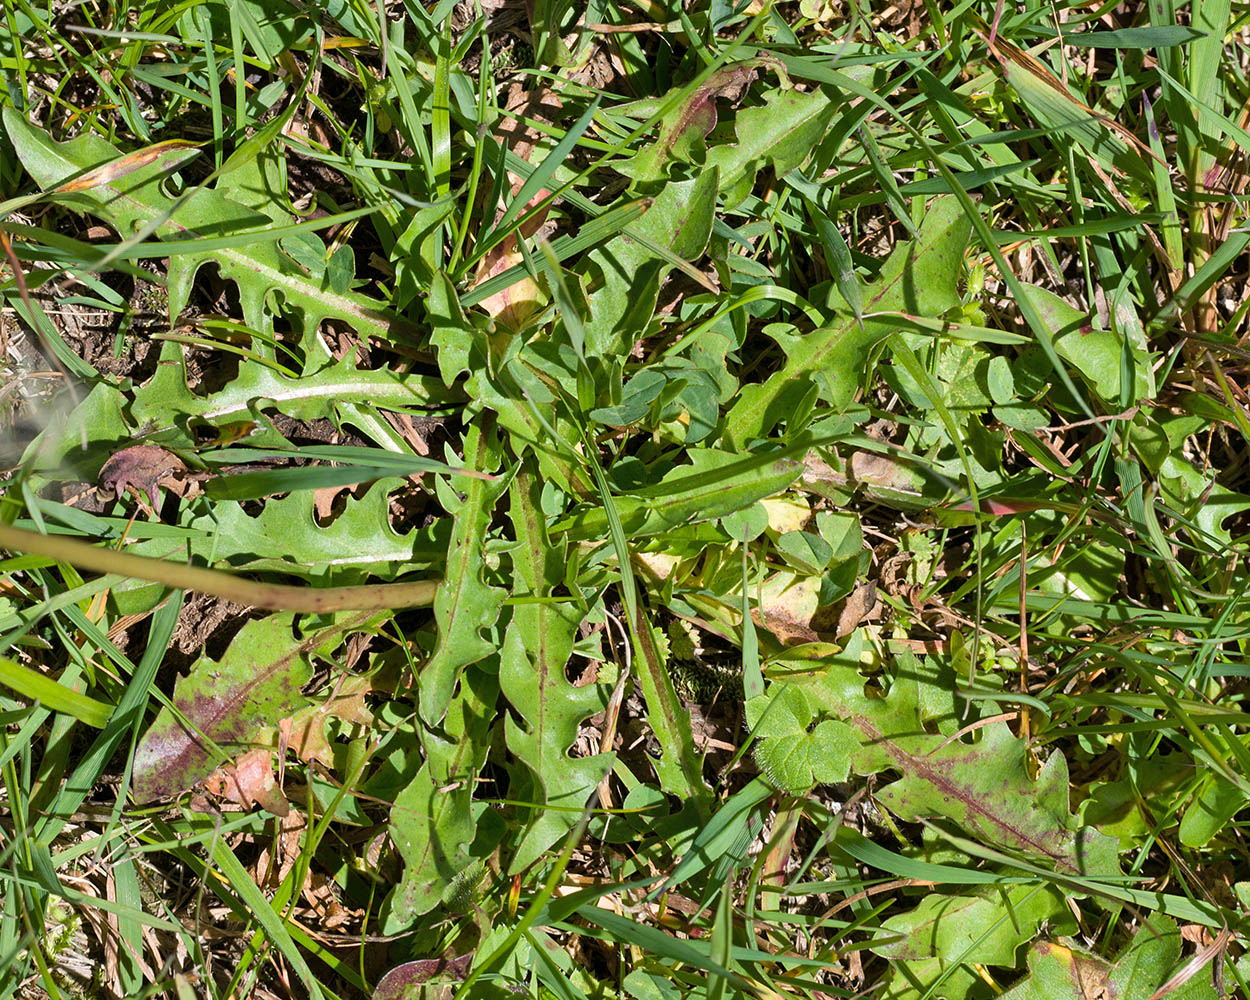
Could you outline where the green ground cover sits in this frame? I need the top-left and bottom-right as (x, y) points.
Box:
(1, 0), (1250, 997)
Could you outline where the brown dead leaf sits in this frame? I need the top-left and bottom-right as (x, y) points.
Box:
(570, 39), (629, 92)
(1071, 949), (1114, 1000)
(878, 549), (912, 598)
(282, 672), (377, 767)
(685, 702), (738, 753)
(98, 445), (187, 507)
(313, 485), (347, 521)
(383, 410), (434, 457)
(1180, 923), (1213, 947)
(800, 450), (852, 499)
(848, 450), (924, 495)
(202, 749), (289, 816)
(876, 0), (926, 40)
(835, 580), (878, 638)
(302, 872), (351, 929)
(471, 88), (565, 329)
(496, 87), (564, 204)
(55, 139), (200, 194)
(254, 809), (307, 889)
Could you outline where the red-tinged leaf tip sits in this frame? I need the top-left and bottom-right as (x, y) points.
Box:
(55, 140), (200, 194)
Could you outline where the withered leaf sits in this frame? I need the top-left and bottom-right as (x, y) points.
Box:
(202, 748), (289, 816)
(98, 445), (187, 507)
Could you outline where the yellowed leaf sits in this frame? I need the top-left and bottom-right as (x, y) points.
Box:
(756, 571), (821, 644)
(761, 496), (810, 534)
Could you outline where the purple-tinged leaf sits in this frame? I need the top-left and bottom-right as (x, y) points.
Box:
(374, 954), (471, 1000)
(132, 612), (369, 802)
(616, 63), (758, 185)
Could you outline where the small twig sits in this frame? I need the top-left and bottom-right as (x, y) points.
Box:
(820, 878), (938, 921)
(1042, 407), (1138, 432)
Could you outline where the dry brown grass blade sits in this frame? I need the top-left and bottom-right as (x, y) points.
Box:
(980, 30), (1164, 168)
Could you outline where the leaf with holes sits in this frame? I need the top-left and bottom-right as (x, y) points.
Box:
(419, 422), (509, 725)
(128, 344), (451, 448)
(105, 480), (447, 615)
(2, 110), (419, 362)
(501, 467), (615, 871)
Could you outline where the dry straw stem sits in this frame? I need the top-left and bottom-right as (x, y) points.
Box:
(0, 522), (438, 612)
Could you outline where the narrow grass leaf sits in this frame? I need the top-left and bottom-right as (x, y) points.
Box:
(579, 423), (707, 806)
(857, 125), (918, 238)
(207, 839), (326, 1000)
(0, 657), (111, 728)
(34, 595), (182, 845)
(648, 778), (772, 900)
(486, 97), (601, 250)
(805, 200), (862, 326)
(572, 905), (747, 986)
(1052, 25), (1204, 48)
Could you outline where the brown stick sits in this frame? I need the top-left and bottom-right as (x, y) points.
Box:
(0, 522), (438, 612)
